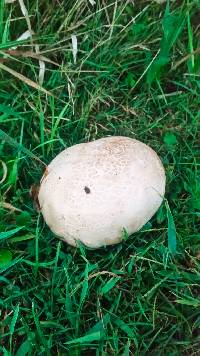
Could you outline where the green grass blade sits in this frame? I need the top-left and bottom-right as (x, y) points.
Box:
(16, 339), (31, 356)
(100, 277), (120, 295)
(79, 263), (89, 308)
(65, 331), (102, 345)
(10, 304), (20, 335)
(187, 11), (194, 72)
(165, 201), (177, 255)
(0, 227), (24, 241)
(65, 282), (76, 329)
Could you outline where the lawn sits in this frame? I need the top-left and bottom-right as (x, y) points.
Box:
(0, 0), (200, 355)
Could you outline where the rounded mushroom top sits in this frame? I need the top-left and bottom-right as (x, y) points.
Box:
(38, 136), (166, 248)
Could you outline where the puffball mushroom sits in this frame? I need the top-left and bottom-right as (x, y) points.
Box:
(38, 136), (165, 248)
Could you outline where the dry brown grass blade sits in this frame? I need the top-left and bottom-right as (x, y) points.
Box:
(0, 62), (53, 96)
(0, 202), (22, 212)
(171, 48), (200, 71)
(4, 49), (59, 66)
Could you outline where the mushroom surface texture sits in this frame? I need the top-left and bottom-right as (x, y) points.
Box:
(38, 136), (166, 248)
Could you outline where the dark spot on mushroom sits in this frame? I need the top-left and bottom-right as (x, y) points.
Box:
(84, 186), (91, 194)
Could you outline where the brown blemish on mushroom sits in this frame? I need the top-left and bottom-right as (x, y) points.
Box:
(32, 167), (49, 211)
(30, 184), (41, 212)
(44, 167), (49, 177)
(43, 167), (49, 180)
(40, 167), (49, 184)
(105, 137), (127, 155)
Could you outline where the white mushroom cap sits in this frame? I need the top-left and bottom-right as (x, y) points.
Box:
(38, 136), (165, 248)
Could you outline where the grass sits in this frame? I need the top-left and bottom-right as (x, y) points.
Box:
(0, 0), (199, 354)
